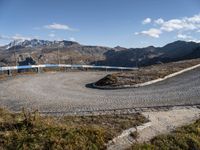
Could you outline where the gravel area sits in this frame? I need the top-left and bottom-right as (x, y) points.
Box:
(0, 67), (200, 113)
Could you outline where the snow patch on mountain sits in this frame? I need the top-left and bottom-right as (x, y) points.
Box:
(6, 39), (78, 49)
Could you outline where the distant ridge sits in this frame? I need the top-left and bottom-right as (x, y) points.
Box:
(0, 40), (200, 67)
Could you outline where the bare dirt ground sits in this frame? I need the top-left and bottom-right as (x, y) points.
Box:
(107, 107), (200, 150)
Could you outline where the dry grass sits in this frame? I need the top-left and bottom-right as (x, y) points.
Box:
(95, 74), (118, 86)
(0, 108), (147, 150)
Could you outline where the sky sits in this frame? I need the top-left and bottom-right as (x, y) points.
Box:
(0, 0), (200, 47)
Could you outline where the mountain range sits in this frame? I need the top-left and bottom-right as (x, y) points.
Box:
(0, 39), (200, 67)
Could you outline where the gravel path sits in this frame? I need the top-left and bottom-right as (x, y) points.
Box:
(107, 107), (200, 150)
(0, 67), (200, 113)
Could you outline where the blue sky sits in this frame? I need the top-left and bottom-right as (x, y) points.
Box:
(0, 0), (200, 47)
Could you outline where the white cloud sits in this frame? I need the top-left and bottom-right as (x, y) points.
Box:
(0, 35), (9, 40)
(134, 32), (139, 35)
(177, 33), (192, 39)
(142, 18), (151, 24)
(176, 33), (200, 43)
(185, 14), (200, 23)
(154, 18), (164, 25)
(44, 23), (75, 31)
(48, 33), (55, 38)
(158, 14), (200, 32)
(11, 34), (31, 41)
(0, 34), (32, 41)
(136, 14), (200, 38)
(69, 37), (76, 41)
(140, 28), (162, 38)
(191, 39), (200, 43)
(161, 19), (197, 32)
(161, 19), (184, 31)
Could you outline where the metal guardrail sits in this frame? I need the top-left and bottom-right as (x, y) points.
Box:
(0, 64), (138, 71)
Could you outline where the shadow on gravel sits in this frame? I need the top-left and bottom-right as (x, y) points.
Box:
(85, 83), (94, 89)
(85, 83), (107, 90)
(85, 83), (113, 90)
(85, 83), (126, 90)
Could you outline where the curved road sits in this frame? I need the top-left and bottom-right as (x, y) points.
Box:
(0, 67), (200, 113)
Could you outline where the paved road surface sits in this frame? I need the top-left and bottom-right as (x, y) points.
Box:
(0, 67), (200, 113)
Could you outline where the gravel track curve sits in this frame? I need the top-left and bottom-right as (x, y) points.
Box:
(0, 67), (200, 113)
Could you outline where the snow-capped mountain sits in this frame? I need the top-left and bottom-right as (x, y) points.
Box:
(6, 40), (25, 49)
(6, 39), (78, 49)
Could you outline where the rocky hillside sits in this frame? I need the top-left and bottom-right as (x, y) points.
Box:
(96, 41), (200, 67)
(0, 39), (200, 67)
(0, 39), (112, 66)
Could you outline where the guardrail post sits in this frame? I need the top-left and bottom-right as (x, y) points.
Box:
(7, 70), (12, 76)
(37, 67), (41, 73)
